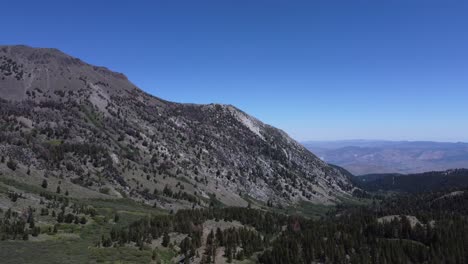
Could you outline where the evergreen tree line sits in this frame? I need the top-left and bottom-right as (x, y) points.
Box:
(103, 207), (287, 251)
(102, 188), (468, 263)
(259, 189), (468, 264)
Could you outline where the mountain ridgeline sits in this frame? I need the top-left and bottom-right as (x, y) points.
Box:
(304, 140), (468, 175)
(0, 45), (353, 209)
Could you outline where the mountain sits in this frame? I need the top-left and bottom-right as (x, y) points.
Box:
(354, 168), (468, 193)
(3, 45), (468, 264)
(303, 140), (468, 175)
(0, 45), (353, 210)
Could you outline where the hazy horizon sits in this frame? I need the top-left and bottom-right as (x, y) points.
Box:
(4, 0), (467, 142)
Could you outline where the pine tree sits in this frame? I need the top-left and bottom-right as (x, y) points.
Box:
(6, 158), (17, 171)
(162, 231), (170, 247)
(215, 227), (224, 246)
(225, 244), (233, 263)
(41, 179), (48, 189)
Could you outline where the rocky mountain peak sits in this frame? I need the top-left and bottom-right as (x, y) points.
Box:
(0, 45), (354, 209)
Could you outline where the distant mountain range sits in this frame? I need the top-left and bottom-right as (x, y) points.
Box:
(303, 140), (468, 175)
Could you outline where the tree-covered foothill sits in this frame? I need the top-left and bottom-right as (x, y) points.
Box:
(260, 188), (468, 264)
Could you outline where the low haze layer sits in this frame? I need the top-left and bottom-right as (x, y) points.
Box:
(304, 140), (468, 175)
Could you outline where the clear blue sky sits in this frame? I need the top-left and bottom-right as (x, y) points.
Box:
(3, 0), (468, 142)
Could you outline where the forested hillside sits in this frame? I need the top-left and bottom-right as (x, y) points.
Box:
(355, 169), (468, 193)
(98, 188), (468, 263)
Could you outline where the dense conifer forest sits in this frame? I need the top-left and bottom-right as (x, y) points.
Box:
(93, 188), (468, 263)
(354, 169), (468, 193)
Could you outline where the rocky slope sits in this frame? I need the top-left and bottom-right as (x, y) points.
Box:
(0, 45), (353, 209)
